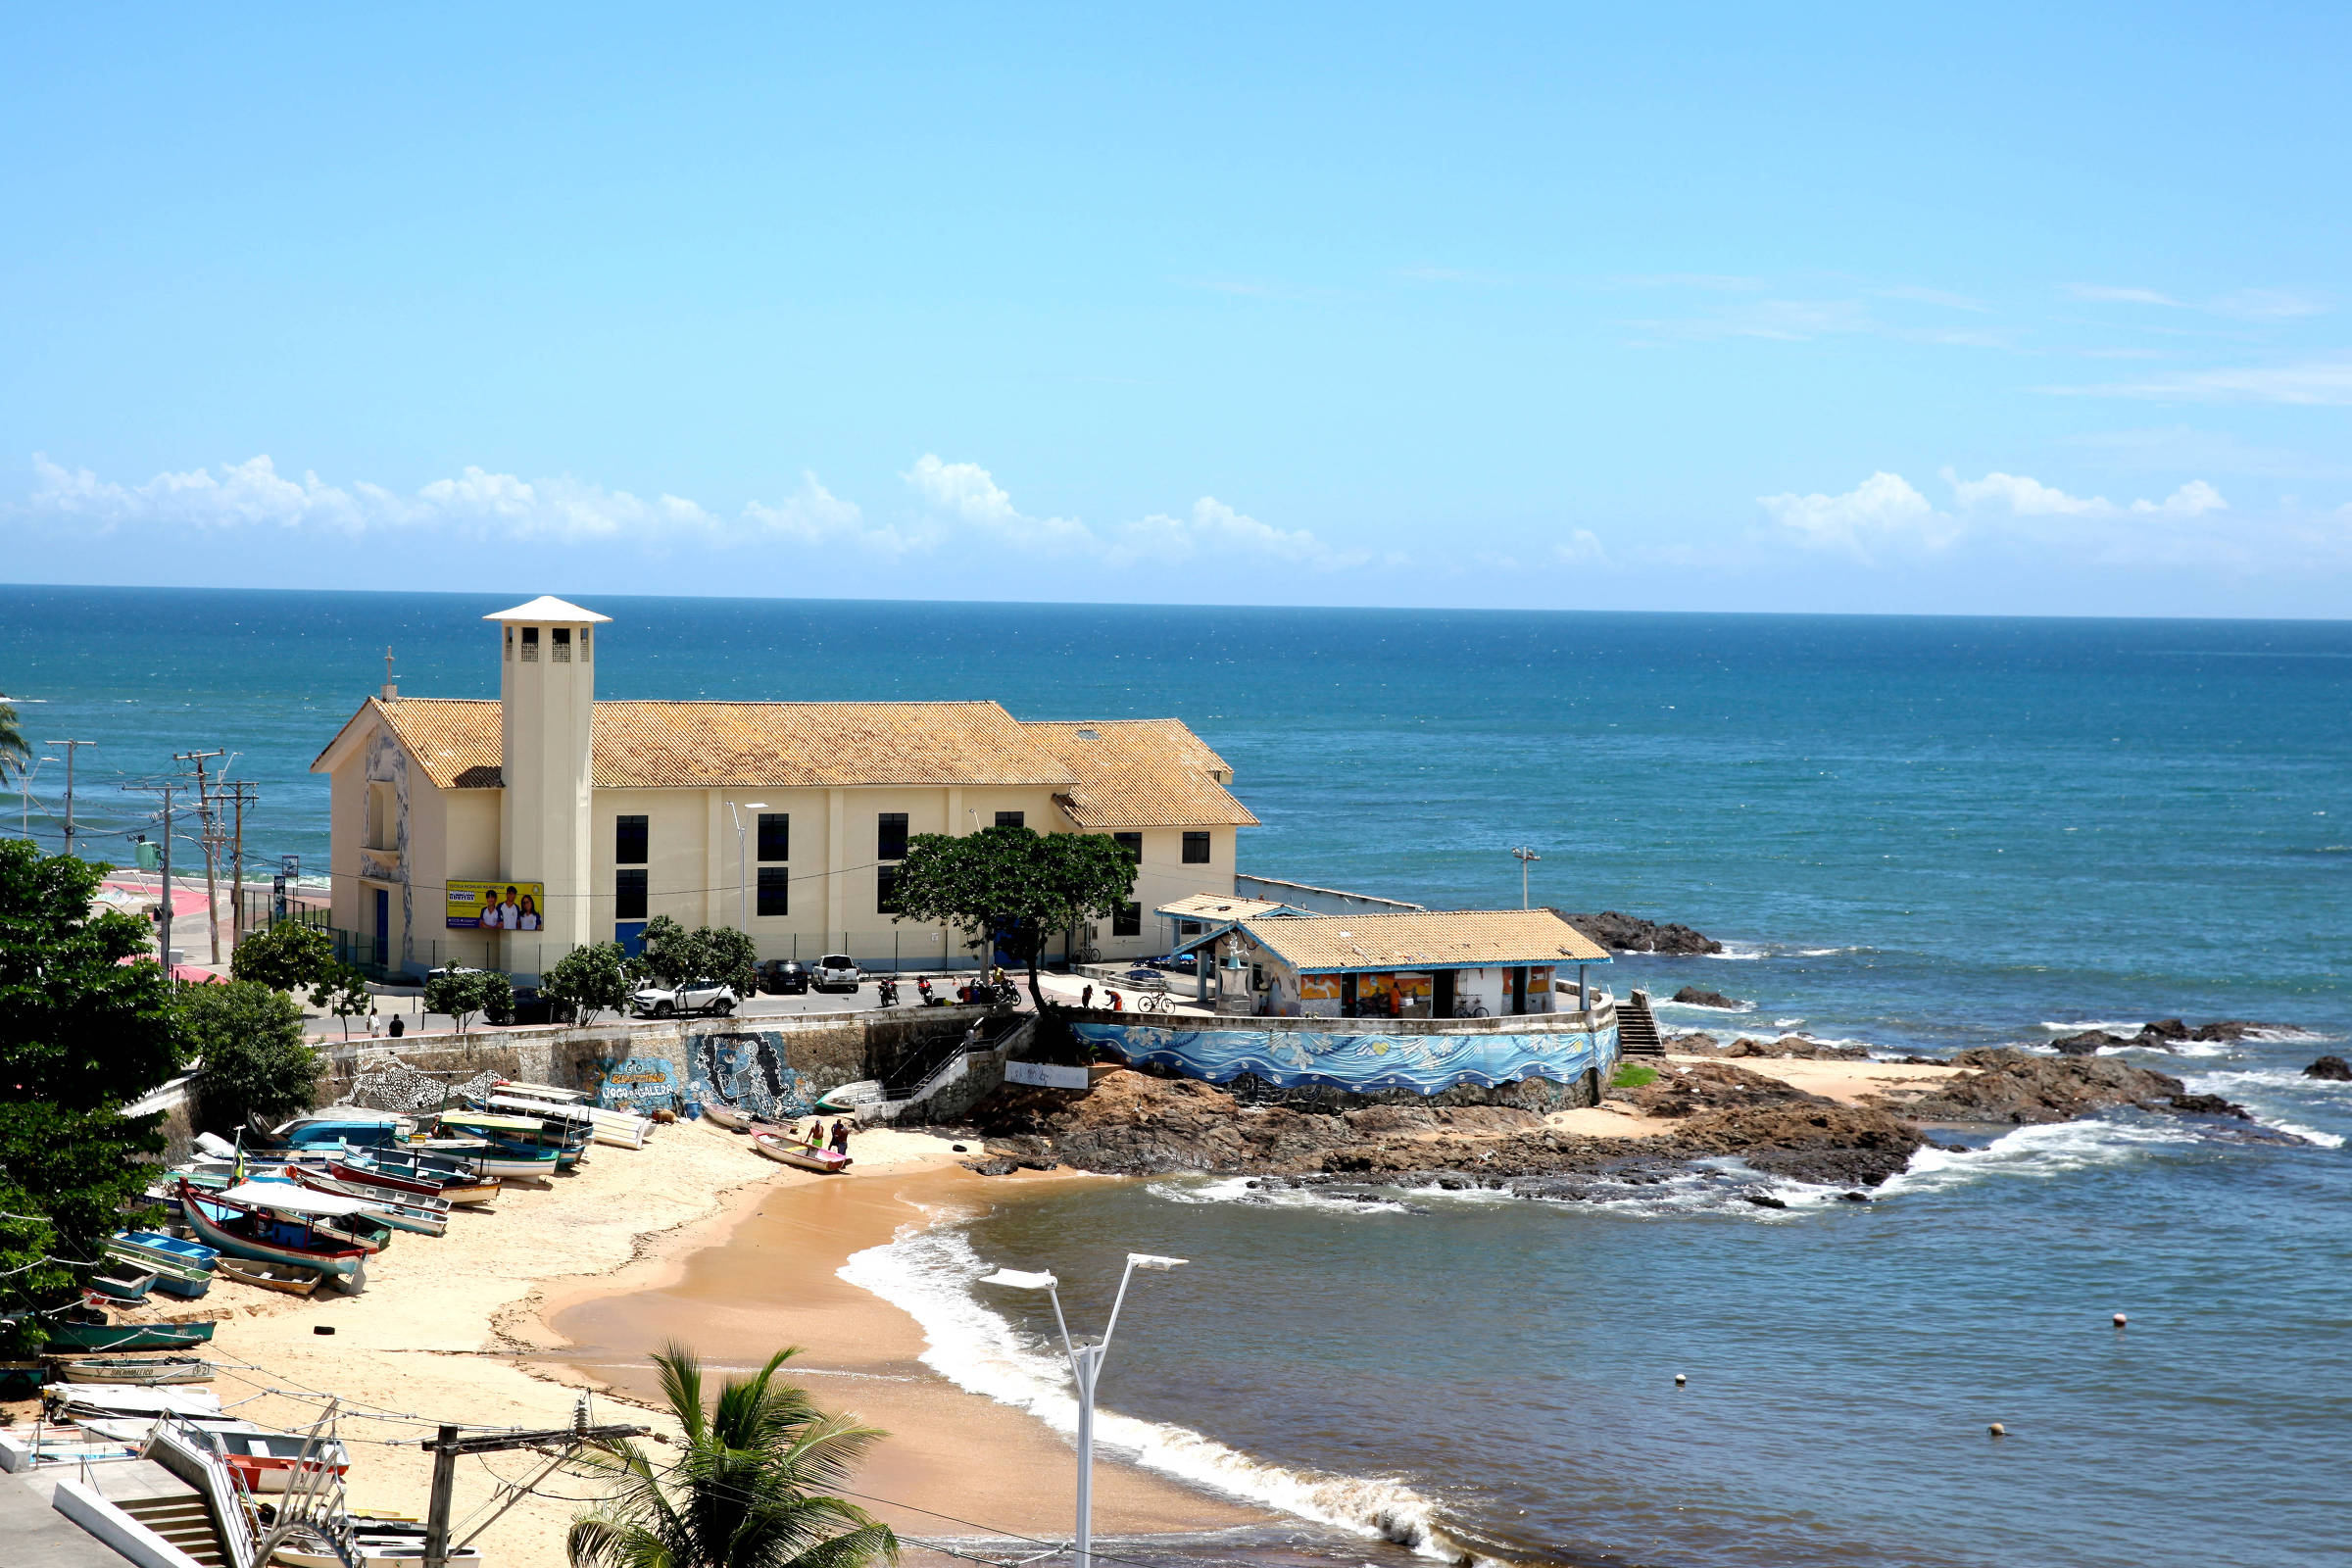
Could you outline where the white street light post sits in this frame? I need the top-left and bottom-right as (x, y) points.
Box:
(982, 1253), (1189, 1568)
(728, 802), (770, 934)
(1510, 845), (1541, 908)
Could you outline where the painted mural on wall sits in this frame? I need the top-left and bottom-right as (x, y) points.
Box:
(589, 1055), (678, 1112)
(1071, 1021), (1618, 1095)
(685, 1031), (814, 1123)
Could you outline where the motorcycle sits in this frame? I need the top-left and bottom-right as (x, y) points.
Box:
(876, 977), (899, 1008)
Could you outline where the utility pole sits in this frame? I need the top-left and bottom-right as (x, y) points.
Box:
(47, 740), (96, 856)
(1510, 845), (1541, 909)
(175, 749), (227, 964)
(122, 783), (177, 967)
(418, 1405), (648, 1568)
(226, 782), (259, 950)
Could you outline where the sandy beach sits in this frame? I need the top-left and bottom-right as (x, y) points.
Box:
(11, 1053), (1963, 1567)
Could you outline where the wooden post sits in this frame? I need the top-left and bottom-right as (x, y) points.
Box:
(422, 1424), (460, 1568)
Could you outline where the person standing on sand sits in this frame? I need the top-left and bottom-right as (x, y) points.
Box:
(829, 1119), (851, 1155)
(1082, 984), (1094, 1009)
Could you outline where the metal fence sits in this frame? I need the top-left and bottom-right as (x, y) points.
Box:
(323, 923), (999, 984)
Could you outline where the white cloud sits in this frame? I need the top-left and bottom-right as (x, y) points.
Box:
(2039, 361), (2352, 406)
(1551, 530), (1607, 565)
(1757, 471), (1950, 556)
(903, 454), (1093, 552)
(1108, 496), (1366, 569)
(2066, 284), (2184, 307)
(1877, 284), (1990, 313)
(1948, 470), (2228, 518)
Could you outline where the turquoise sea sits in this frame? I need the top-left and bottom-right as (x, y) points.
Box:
(4, 584), (2347, 1566)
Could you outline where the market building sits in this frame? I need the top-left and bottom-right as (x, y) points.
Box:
(311, 596), (1257, 979)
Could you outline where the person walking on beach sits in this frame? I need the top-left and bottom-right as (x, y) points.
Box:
(1081, 983), (1094, 1009)
(828, 1119), (851, 1156)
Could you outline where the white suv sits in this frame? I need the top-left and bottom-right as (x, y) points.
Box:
(631, 976), (739, 1018)
(812, 954), (861, 993)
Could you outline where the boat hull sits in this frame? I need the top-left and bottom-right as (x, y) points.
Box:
(177, 1182), (368, 1280)
(751, 1136), (852, 1174)
(216, 1258), (325, 1297)
(45, 1356), (216, 1386)
(44, 1320), (219, 1351)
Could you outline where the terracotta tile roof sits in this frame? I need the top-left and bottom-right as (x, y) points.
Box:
(1023, 719), (1261, 829)
(1154, 894), (1296, 922)
(337, 702), (1256, 820)
(1239, 908), (1609, 972)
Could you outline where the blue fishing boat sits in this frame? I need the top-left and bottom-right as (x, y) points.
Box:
(174, 1180), (373, 1285)
(109, 1231), (219, 1273)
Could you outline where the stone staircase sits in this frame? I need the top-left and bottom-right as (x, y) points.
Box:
(114, 1488), (232, 1566)
(1617, 989), (1665, 1057)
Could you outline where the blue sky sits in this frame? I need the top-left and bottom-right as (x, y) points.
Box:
(5, 5), (2348, 614)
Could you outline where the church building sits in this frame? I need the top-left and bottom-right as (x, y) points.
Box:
(311, 597), (1257, 979)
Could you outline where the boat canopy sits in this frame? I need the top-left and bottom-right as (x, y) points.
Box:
(440, 1112), (552, 1133)
(214, 1181), (384, 1217)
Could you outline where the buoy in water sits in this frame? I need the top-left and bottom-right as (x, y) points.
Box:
(2113, 1312), (2128, 1328)
(1987, 1422), (2006, 1437)
(1674, 1373), (1687, 1386)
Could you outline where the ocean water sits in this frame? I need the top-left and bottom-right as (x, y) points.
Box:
(5, 585), (2348, 1565)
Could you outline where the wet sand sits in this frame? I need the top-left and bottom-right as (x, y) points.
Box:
(542, 1158), (1275, 1547)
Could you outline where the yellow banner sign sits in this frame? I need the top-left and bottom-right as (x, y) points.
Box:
(447, 879), (546, 931)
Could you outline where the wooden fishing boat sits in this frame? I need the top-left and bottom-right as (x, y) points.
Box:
(703, 1102), (752, 1133)
(216, 1257), (326, 1297)
(330, 1152), (500, 1206)
(750, 1134), (853, 1174)
(86, 1261), (159, 1302)
(175, 1180), (372, 1284)
(110, 1249), (214, 1300)
(435, 1113), (584, 1171)
(272, 1517), (487, 1566)
(44, 1317), (219, 1352)
(108, 1231), (219, 1274)
(191, 1424), (351, 1494)
(289, 1170), (450, 1236)
(484, 1091), (652, 1149)
(43, 1355), (216, 1386)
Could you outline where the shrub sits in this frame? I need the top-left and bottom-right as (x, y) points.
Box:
(178, 979), (321, 1135)
(229, 920), (337, 993)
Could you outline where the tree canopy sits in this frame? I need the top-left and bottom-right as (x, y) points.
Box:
(177, 979), (322, 1135)
(229, 920), (337, 993)
(543, 941), (633, 1023)
(633, 916), (757, 997)
(0, 842), (185, 1349)
(568, 1343), (897, 1568)
(888, 825), (1137, 1012)
(425, 967), (513, 1032)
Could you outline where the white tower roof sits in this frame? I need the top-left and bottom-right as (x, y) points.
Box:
(483, 595), (612, 624)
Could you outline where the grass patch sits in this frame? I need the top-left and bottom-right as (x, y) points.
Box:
(1609, 1064), (1659, 1089)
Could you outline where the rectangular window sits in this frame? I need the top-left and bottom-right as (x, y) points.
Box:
(1113, 831), (1142, 860)
(995, 810), (1025, 828)
(875, 864), (901, 914)
(1182, 830), (1211, 864)
(877, 812), (908, 861)
(757, 812), (789, 862)
(1112, 902), (1141, 937)
(614, 868), (648, 920)
(580, 627), (592, 662)
(614, 814), (649, 864)
(520, 626), (539, 662)
(552, 627), (571, 662)
(757, 866), (789, 917)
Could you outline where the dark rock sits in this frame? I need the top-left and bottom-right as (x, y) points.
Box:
(1724, 1035), (1872, 1061)
(1672, 987), (1745, 1009)
(2138, 1018), (2190, 1041)
(2303, 1055), (2352, 1082)
(1900, 1049), (2185, 1125)
(1841, 1191), (1873, 1202)
(2050, 1030), (2127, 1055)
(1661, 1030), (1726, 1054)
(1617, 1060), (1828, 1119)
(965, 1157), (1020, 1175)
(2187, 1020), (2271, 1042)
(2167, 1094), (2252, 1121)
(1559, 910), (1724, 956)
(1743, 1193), (1788, 1209)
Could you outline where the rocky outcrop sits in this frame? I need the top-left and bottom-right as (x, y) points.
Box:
(1671, 987), (1745, 1009)
(1560, 910), (1724, 956)
(1725, 1036), (1872, 1061)
(2167, 1093), (2252, 1121)
(1900, 1048), (2185, 1124)
(1612, 1059), (1825, 1118)
(2302, 1055), (2351, 1081)
(2050, 1019), (2283, 1054)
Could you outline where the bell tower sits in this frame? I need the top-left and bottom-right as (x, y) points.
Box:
(486, 595), (610, 959)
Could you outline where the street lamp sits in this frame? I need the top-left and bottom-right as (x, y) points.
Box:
(1510, 845), (1541, 908)
(982, 1252), (1189, 1568)
(728, 802), (770, 934)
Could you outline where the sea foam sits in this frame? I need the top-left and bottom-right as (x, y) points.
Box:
(839, 1219), (1473, 1559)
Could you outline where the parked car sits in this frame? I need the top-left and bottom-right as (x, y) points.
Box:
(497, 986), (572, 1026)
(812, 954), (860, 992)
(631, 977), (739, 1017)
(759, 958), (811, 995)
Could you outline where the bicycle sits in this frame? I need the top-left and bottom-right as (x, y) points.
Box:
(1452, 999), (1490, 1018)
(1137, 991), (1171, 1013)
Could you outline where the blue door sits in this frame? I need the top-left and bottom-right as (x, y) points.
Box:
(372, 888), (390, 969)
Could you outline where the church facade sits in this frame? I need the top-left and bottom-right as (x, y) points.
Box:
(311, 597), (1256, 979)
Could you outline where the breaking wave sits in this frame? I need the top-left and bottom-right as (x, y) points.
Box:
(1876, 1117), (2204, 1199)
(840, 1219), (1475, 1560)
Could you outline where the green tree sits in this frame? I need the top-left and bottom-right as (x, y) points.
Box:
(567, 1343), (897, 1568)
(310, 964), (375, 1039)
(0, 700), (26, 787)
(177, 979), (322, 1135)
(888, 825), (1138, 1015)
(0, 842), (185, 1349)
(635, 916), (758, 999)
(424, 968), (513, 1032)
(543, 942), (633, 1024)
(229, 919), (337, 993)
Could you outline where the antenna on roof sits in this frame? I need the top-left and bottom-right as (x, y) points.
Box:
(382, 646), (398, 701)
(1510, 846), (1541, 909)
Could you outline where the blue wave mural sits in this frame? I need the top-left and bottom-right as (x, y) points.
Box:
(1071, 1020), (1618, 1094)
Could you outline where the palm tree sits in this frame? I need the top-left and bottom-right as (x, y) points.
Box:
(0, 701), (25, 789)
(568, 1344), (900, 1568)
